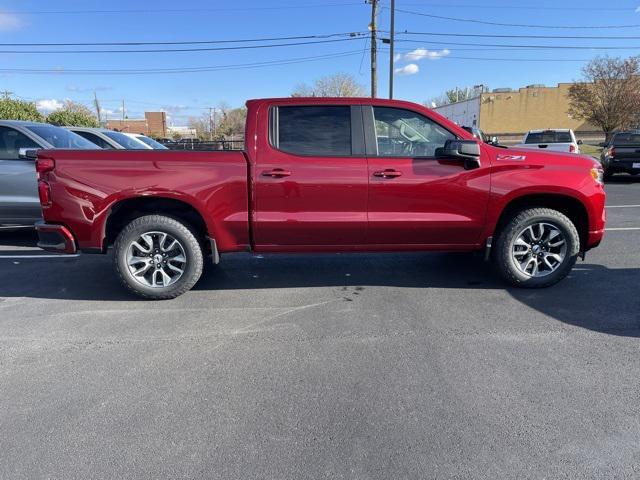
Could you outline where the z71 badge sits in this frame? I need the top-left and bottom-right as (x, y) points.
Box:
(496, 154), (526, 161)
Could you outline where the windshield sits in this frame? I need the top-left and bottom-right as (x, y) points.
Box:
(103, 131), (149, 149)
(613, 133), (640, 145)
(135, 135), (168, 149)
(25, 125), (100, 149)
(525, 131), (572, 144)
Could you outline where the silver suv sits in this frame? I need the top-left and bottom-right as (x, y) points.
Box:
(0, 121), (99, 228)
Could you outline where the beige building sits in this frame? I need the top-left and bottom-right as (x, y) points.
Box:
(434, 83), (599, 139)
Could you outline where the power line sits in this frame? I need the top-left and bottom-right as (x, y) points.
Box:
(394, 2), (637, 11)
(0, 2), (366, 15)
(0, 37), (367, 54)
(0, 32), (365, 47)
(396, 31), (640, 41)
(395, 39), (640, 50)
(393, 7), (640, 29)
(0, 50), (364, 75)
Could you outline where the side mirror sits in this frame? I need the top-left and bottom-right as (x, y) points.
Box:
(577, 139), (583, 145)
(436, 139), (481, 169)
(18, 148), (39, 160)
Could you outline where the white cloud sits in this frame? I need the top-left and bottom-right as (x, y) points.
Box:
(36, 99), (64, 112)
(394, 63), (419, 75)
(404, 48), (450, 62)
(393, 53), (402, 63)
(0, 12), (23, 31)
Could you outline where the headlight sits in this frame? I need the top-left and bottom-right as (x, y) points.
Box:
(590, 167), (604, 185)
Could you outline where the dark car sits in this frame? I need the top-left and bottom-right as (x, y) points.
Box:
(600, 131), (640, 179)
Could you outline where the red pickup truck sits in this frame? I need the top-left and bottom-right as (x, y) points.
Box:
(34, 97), (606, 299)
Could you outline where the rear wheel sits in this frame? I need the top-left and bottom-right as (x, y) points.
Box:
(495, 208), (580, 288)
(114, 215), (203, 299)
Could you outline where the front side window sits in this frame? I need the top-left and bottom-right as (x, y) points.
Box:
(373, 107), (455, 157)
(0, 126), (40, 159)
(275, 106), (351, 156)
(25, 125), (99, 149)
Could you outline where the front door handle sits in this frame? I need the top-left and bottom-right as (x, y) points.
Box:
(262, 168), (291, 178)
(373, 169), (402, 179)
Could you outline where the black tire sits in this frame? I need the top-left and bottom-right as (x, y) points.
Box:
(494, 208), (580, 288)
(113, 215), (204, 299)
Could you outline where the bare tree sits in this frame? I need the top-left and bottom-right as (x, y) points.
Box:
(427, 85), (489, 108)
(568, 56), (640, 140)
(291, 73), (366, 97)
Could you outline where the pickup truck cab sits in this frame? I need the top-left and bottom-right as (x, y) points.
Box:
(35, 97), (606, 299)
(515, 129), (582, 154)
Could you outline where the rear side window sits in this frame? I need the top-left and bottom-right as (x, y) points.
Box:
(525, 131), (572, 144)
(274, 106), (351, 156)
(613, 133), (640, 145)
(75, 131), (114, 149)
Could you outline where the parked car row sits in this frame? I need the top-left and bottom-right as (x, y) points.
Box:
(0, 121), (166, 228)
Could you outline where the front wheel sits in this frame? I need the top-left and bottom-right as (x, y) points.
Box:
(113, 215), (204, 299)
(494, 208), (580, 288)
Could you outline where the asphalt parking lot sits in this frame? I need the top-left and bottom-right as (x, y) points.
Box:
(1, 178), (639, 479)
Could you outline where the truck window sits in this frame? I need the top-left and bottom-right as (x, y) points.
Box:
(612, 133), (640, 145)
(75, 131), (114, 149)
(525, 131), (572, 144)
(274, 106), (351, 156)
(373, 107), (455, 157)
(0, 127), (40, 159)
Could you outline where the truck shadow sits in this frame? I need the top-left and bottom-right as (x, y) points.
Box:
(0, 247), (636, 337)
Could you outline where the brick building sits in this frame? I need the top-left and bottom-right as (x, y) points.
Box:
(106, 111), (167, 138)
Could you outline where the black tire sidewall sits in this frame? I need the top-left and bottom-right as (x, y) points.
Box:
(497, 209), (580, 288)
(114, 215), (203, 299)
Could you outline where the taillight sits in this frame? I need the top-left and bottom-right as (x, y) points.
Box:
(569, 144), (576, 153)
(36, 157), (55, 175)
(38, 180), (52, 207)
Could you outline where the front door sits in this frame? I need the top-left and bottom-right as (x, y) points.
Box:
(0, 126), (42, 225)
(253, 105), (368, 248)
(365, 106), (491, 246)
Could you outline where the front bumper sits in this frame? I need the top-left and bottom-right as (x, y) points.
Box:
(35, 222), (78, 254)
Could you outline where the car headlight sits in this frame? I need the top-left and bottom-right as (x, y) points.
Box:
(590, 167), (604, 185)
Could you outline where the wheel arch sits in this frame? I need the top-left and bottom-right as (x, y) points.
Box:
(103, 196), (210, 251)
(492, 193), (590, 250)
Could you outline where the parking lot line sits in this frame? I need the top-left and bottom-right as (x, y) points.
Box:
(606, 205), (640, 208)
(606, 227), (640, 231)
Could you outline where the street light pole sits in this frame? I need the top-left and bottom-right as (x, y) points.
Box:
(370, 0), (378, 98)
(388, 0), (395, 99)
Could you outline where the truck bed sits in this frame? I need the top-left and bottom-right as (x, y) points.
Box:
(39, 149), (251, 252)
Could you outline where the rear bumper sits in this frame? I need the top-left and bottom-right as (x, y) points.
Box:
(35, 222), (77, 254)
(608, 160), (640, 173)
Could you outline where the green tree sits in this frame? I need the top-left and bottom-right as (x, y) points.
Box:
(0, 97), (43, 121)
(46, 100), (99, 127)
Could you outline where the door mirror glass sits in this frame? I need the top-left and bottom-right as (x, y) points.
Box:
(18, 148), (39, 160)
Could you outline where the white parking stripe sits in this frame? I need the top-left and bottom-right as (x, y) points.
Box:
(0, 254), (80, 259)
(607, 205), (640, 208)
(606, 227), (640, 231)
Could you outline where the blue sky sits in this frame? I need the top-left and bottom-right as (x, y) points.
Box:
(0, 0), (639, 125)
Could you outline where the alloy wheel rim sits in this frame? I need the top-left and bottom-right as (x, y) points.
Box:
(512, 222), (567, 278)
(126, 231), (187, 288)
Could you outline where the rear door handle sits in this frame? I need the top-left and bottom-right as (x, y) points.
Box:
(262, 168), (291, 178)
(373, 169), (402, 179)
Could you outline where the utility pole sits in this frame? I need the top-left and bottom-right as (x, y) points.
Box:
(388, 0), (395, 99)
(369, 0), (378, 98)
(209, 107), (215, 141)
(93, 91), (102, 124)
(121, 99), (125, 123)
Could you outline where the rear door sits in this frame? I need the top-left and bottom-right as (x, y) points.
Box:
(0, 126), (42, 225)
(365, 106), (491, 246)
(252, 104), (368, 247)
